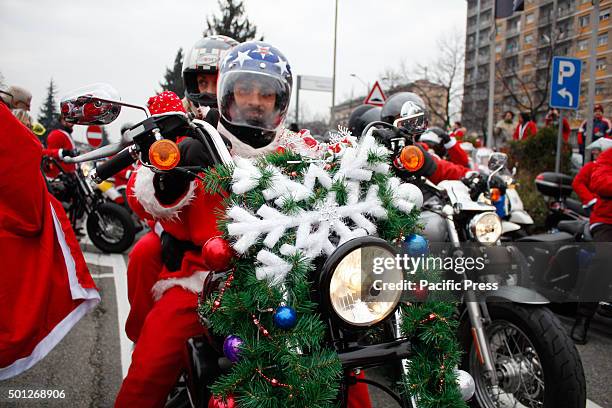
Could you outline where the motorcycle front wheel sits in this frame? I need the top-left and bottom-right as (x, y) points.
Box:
(459, 303), (586, 408)
(86, 202), (136, 253)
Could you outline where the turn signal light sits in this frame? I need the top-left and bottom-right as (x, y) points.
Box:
(490, 188), (501, 203)
(149, 139), (180, 170)
(398, 145), (424, 172)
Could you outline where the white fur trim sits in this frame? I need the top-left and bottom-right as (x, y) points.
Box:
(444, 137), (457, 150)
(217, 122), (282, 158)
(151, 271), (209, 301)
(133, 166), (197, 220)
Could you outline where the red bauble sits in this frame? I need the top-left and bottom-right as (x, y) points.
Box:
(302, 136), (318, 147)
(275, 146), (286, 154)
(413, 286), (429, 302)
(202, 237), (235, 271)
(208, 394), (236, 408)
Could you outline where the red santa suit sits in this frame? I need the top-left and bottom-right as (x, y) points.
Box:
(513, 121), (537, 141)
(42, 127), (77, 178)
(118, 93), (371, 408)
(0, 103), (99, 379)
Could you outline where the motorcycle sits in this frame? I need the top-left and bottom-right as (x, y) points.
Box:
(361, 117), (586, 407)
(469, 150), (534, 240)
(43, 156), (136, 253)
(63, 84), (585, 408)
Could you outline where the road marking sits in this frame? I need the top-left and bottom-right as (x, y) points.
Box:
(587, 400), (603, 408)
(90, 273), (115, 279)
(83, 251), (132, 378)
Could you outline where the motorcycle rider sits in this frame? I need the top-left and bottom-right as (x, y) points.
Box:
(42, 115), (78, 178)
(570, 138), (612, 344)
(378, 93), (471, 181)
(122, 35), (238, 342)
(182, 35), (239, 123)
(117, 41), (371, 407)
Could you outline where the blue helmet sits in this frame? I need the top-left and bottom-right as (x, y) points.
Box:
(217, 41), (293, 148)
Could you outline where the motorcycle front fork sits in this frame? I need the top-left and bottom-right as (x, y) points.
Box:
(442, 205), (499, 386)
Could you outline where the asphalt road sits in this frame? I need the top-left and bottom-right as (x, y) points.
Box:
(0, 243), (610, 408)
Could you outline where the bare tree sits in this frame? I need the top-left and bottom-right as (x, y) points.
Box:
(378, 30), (464, 128)
(494, 31), (562, 119)
(412, 31), (464, 127)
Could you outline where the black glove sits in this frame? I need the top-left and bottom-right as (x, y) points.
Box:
(204, 108), (220, 128)
(153, 138), (215, 205)
(372, 127), (410, 150)
(160, 231), (200, 272)
(60, 149), (77, 159)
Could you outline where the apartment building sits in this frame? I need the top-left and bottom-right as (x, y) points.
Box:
(462, 0), (611, 133)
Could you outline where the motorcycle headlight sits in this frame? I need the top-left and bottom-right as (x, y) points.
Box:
(469, 212), (502, 245)
(326, 238), (403, 328)
(81, 162), (93, 177)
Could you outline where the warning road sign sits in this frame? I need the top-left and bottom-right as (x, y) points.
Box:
(364, 81), (386, 107)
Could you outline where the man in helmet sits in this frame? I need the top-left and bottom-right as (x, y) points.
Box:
(375, 93), (471, 184)
(182, 35), (239, 123)
(42, 115), (78, 178)
(577, 104), (611, 159)
(117, 42), (371, 407)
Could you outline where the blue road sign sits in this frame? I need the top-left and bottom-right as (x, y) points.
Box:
(550, 56), (582, 110)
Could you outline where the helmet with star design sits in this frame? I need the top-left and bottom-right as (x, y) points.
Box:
(217, 41), (293, 148)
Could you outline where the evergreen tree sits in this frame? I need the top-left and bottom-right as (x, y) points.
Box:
(203, 0), (262, 42)
(159, 48), (185, 96)
(38, 78), (59, 131)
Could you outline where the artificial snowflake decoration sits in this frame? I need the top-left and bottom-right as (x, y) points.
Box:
(225, 133), (423, 286)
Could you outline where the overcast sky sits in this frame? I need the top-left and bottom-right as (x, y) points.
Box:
(0, 0), (466, 142)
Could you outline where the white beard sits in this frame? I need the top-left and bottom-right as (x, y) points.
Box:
(217, 122), (282, 158)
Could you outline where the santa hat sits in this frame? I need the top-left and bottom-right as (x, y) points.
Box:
(147, 91), (186, 115)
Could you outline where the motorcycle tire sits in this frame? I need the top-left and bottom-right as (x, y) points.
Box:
(459, 303), (586, 408)
(86, 202), (136, 253)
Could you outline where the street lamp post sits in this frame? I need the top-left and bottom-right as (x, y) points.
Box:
(331, 0), (339, 128)
(350, 73), (369, 95)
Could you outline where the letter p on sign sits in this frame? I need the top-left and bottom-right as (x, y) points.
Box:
(558, 61), (575, 85)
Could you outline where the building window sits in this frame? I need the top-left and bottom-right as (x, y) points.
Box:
(595, 83), (605, 96)
(578, 39), (589, 50)
(496, 44), (502, 53)
(524, 54), (533, 66)
(598, 32), (609, 46)
(526, 13), (535, 24)
(525, 33), (534, 44)
(596, 58), (607, 71)
(600, 9), (610, 21)
(579, 15), (590, 27)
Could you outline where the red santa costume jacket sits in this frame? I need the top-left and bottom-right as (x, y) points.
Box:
(0, 103), (99, 379)
(42, 128), (77, 178)
(588, 149), (612, 226)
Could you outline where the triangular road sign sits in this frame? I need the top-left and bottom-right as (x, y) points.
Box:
(364, 81), (386, 106)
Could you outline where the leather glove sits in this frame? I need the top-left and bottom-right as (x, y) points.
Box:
(59, 149), (77, 160)
(372, 127), (410, 150)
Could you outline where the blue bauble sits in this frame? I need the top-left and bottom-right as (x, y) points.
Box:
(273, 306), (297, 330)
(403, 233), (429, 257)
(223, 335), (243, 363)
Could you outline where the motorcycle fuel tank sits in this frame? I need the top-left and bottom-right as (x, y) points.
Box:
(418, 210), (449, 242)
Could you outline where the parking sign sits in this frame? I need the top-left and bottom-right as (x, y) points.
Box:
(550, 56), (582, 110)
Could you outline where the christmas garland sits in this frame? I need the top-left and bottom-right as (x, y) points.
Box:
(198, 130), (467, 408)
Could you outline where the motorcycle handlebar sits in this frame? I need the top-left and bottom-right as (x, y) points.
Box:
(91, 146), (138, 183)
(62, 142), (126, 164)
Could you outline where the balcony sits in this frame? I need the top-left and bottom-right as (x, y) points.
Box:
(539, 15), (553, 26)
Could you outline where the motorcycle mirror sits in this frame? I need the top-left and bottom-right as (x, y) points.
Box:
(60, 83), (149, 126)
(488, 152), (508, 171)
(393, 101), (426, 130)
(60, 83), (122, 125)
